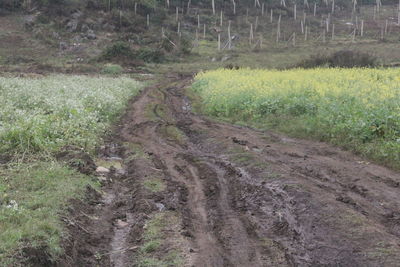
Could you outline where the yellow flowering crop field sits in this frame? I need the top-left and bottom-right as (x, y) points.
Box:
(192, 68), (400, 168)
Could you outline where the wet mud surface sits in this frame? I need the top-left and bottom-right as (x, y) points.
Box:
(60, 75), (400, 267)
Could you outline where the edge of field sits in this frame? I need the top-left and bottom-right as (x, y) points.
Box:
(0, 74), (146, 266)
(186, 71), (400, 171)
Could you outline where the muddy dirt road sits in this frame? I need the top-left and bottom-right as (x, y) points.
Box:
(61, 75), (400, 267)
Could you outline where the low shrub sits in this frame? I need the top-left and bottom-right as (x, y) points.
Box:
(179, 36), (192, 55)
(101, 63), (124, 75)
(137, 47), (165, 63)
(296, 50), (377, 68)
(100, 42), (135, 61)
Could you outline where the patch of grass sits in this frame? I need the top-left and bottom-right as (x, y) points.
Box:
(263, 172), (281, 180)
(228, 147), (266, 169)
(143, 178), (165, 193)
(143, 213), (166, 240)
(141, 240), (161, 253)
(137, 212), (183, 266)
(231, 153), (254, 165)
(124, 142), (150, 160)
(0, 161), (98, 265)
(138, 257), (166, 267)
(101, 64), (124, 75)
(144, 103), (165, 121)
(95, 159), (123, 170)
(367, 242), (398, 260)
(163, 125), (186, 144)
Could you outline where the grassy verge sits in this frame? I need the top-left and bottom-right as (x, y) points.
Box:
(0, 75), (143, 265)
(0, 161), (98, 265)
(191, 68), (400, 170)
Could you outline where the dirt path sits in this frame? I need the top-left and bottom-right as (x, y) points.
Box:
(61, 75), (400, 267)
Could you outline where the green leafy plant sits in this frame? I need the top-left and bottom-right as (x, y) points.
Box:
(100, 42), (135, 61)
(137, 47), (165, 63)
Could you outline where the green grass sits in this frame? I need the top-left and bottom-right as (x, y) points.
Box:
(143, 178), (166, 193)
(124, 142), (150, 161)
(0, 75), (142, 265)
(141, 240), (161, 253)
(137, 212), (183, 267)
(101, 64), (124, 75)
(145, 103), (167, 121)
(0, 75), (142, 155)
(162, 125), (186, 144)
(0, 161), (98, 265)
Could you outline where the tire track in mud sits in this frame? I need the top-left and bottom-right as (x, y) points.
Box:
(62, 75), (400, 267)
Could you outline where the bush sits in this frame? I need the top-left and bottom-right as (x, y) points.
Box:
(179, 36), (192, 55)
(100, 42), (135, 61)
(101, 64), (124, 75)
(137, 47), (165, 63)
(296, 50), (377, 68)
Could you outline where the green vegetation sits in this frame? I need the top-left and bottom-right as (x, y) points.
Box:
(192, 68), (400, 169)
(295, 50), (377, 69)
(0, 161), (98, 265)
(145, 103), (166, 121)
(163, 125), (186, 144)
(0, 75), (142, 154)
(141, 240), (161, 253)
(137, 48), (165, 63)
(100, 42), (135, 62)
(138, 212), (183, 267)
(101, 64), (124, 75)
(0, 75), (142, 265)
(143, 178), (166, 193)
(124, 142), (150, 161)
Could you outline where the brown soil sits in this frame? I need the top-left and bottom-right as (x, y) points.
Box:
(59, 75), (400, 267)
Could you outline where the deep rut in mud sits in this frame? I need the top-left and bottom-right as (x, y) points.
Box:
(61, 75), (400, 267)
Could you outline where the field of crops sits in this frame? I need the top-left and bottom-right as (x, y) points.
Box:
(0, 75), (142, 154)
(0, 75), (142, 265)
(192, 68), (400, 168)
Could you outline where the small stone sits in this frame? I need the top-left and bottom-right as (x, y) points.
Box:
(116, 219), (129, 228)
(96, 166), (110, 174)
(108, 156), (123, 161)
(97, 176), (107, 183)
(155, 203), (165, 211)
(189, 248), (195, 253)
(116, 168), (126, 176)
